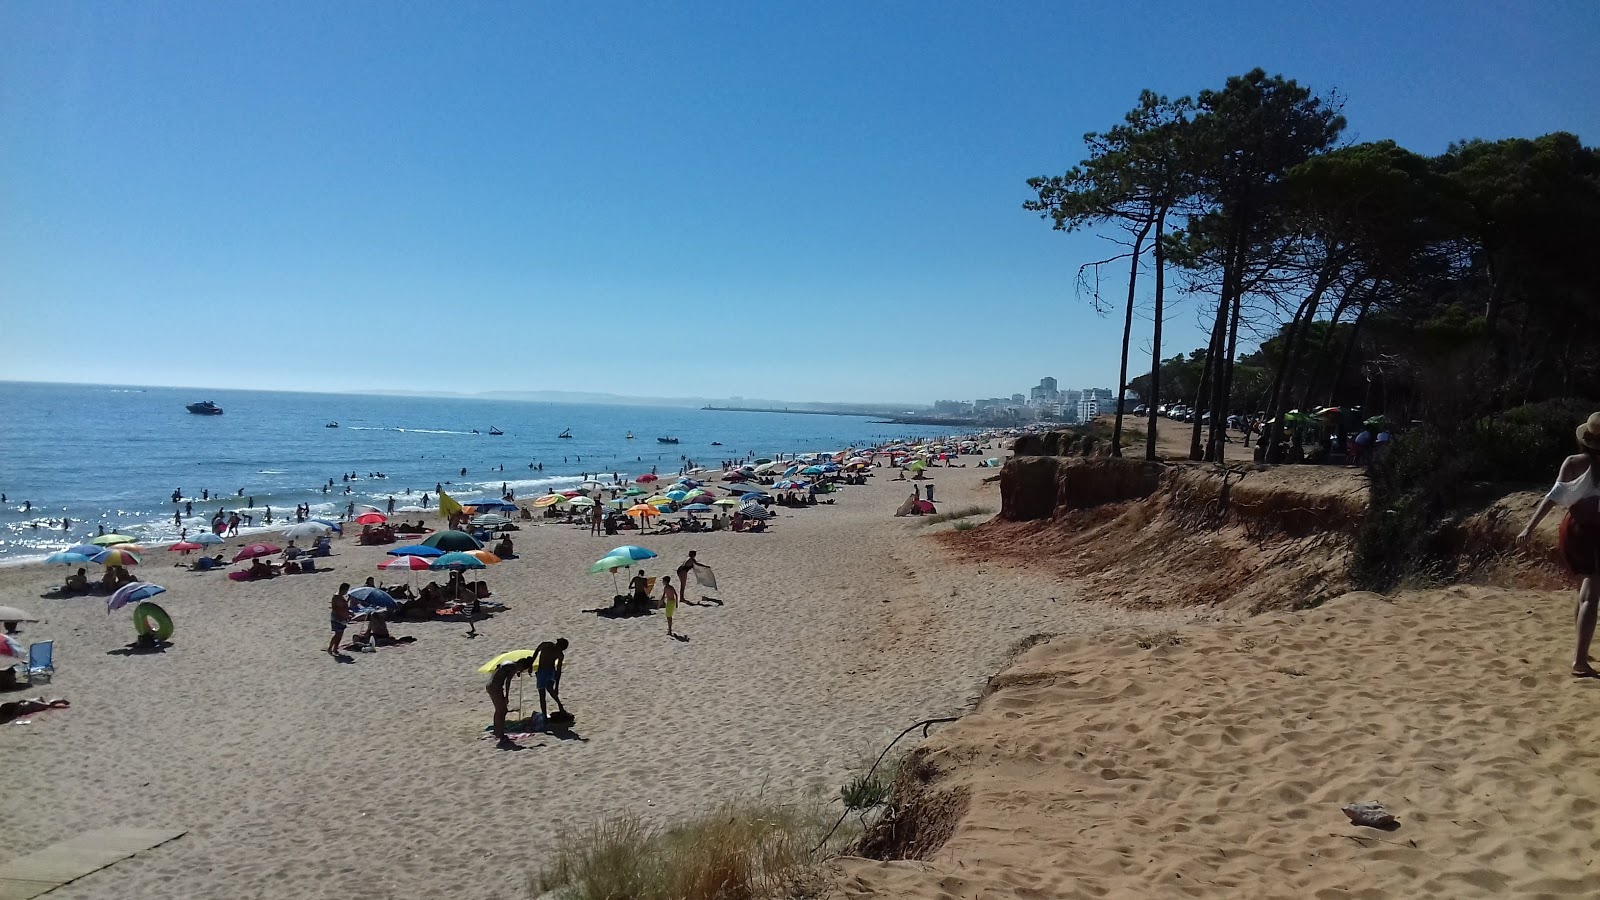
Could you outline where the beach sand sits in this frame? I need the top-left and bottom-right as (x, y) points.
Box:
(0, 457), (1193, 899)
(835, 584), (1600, 899)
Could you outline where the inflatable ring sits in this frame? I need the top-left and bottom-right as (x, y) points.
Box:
(132, 602), (174, 641)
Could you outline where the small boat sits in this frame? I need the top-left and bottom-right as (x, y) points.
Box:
(186, 401), (223, 415)
(625, 432), (634, 440)
(558, 429), (572, 439)
(471, 429), (480, 434)
(325, 421), (339, 428)
(656, 436), (680, 444)
(488, 427), (503, 436)
(710, 441), (723, 446)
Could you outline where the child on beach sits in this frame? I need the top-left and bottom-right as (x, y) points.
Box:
(661, 575), (679, 637)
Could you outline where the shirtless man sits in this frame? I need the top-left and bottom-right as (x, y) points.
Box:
(328, 583), (350, 655)
(533, 638), (569, 723)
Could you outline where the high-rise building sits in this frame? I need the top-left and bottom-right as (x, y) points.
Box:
(1077, 397), (1100, 422)
(1040, 376), (1058, 394)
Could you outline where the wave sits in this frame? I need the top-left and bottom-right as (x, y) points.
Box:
(345, 426), (480, 435)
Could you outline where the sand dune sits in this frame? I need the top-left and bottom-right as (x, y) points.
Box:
(836, 585), (1600, 899)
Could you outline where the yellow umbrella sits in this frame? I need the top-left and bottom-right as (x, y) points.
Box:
(644, 496), (673, 507)
(92, 534), (138, 546)
(532, 494), (567, 508)
(477, 649), (537, 673)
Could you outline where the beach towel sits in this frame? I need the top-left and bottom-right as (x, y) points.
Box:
(693, 563), (718, 591)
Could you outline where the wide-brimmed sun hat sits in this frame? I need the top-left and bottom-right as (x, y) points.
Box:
(1579, 413), (1600, 451)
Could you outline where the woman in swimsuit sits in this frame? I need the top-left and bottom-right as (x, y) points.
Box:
(1519, 413), (1600, 676)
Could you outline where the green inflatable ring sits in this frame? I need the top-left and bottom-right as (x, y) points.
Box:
(133, 601), (174, 641)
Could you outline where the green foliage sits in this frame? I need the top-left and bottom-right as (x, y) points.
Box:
(951, 521), (978, 532)
(1352, 400), (1596, 590)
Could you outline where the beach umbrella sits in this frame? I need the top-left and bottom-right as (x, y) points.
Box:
(532, 494), (567, 508)
(568, 496), (596, 508)
(624, 486), (646, 496)
(395, 505), (427, 513)
(379, 555), (433, 571)
(421, 530), (482, 551)
(0, 634), (22, 659)
(108, 582), (165, 613)
(665, 490), (688, 501)
(469, 514), (512, 527)
(682, 503), (713, 512)
(347, 586), (397, 611)
(782, 466), (799, 476)
(232, 543), (280, 562)
(91, 534), (138, 546)
(469, 499), (518, 512)
(679, 479), (700, 487)
(908, 460), (927, 472)
(194, 533), (226, 546)
(738, 504), (773, 520)
(560, 490), (583, 498)
(604, 498), (628, 509)
(712, 498), (741, 507)
(608, 545), (658, 561)
(65, 543), (103, 557)
(388, 544), (444, 557)
(430, 551), (486, 571)
(311, 519), (344, 533)
(45, 551), (97, 565)
(355, 512), (387, 525)
(636, 473), (658, 483)
(467, 550), (503, 565)
(644, 496), (673, 508)
(281, 522), (331, 542)
(626, 504), (661, 519)
(167, 540), (203, 553)
(587, 554), (635, 574)
(801, 466), (824, 475)
(96, 548), (141, 567)
(477, 649), (538, 674)
(0, 606), (39, 624)
(753, 458), (772, 465)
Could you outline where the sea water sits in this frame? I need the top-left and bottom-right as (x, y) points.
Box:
(0, 382), (960, 562)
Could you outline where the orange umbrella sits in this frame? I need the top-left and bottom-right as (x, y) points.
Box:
(467, 550), (502, 565)
(626, 504), (661, 518)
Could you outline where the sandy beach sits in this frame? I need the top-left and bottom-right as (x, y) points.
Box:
(0, 455), (1193, 899)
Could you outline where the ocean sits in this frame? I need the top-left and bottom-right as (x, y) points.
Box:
(0, 382), (960, 563)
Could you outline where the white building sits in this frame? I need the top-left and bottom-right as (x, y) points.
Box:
(1077, 397), (1100, 422)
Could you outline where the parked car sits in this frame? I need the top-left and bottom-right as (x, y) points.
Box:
(1133, 404), (1149, 416)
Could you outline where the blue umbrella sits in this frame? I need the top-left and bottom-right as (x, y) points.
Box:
(783, 466), (799, 476)
(801, 466), (824, 475)
(194, 533), (226, 545)
(469, 499), (518, 512)
(608, 545), (658, 561)
(740, 490), (768, 500)
(430, 551), (486, 571)
(347, 586), (398, 613)
(311, 519), (344, 534)
(388, 545), (444, 557)
(108, 581), (166, 613)
(46, 551), (97, 565)
(65, 543), (103, 557)
(682, 503), (713, 512)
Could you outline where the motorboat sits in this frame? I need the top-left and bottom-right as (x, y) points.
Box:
(558, 428), (573, 439)
(625, 432), (634, 439)
(656, 436), (680, 444)
(710, 441), (723, 446)
(325, 421), (339, 428)
(186, 401), (223, 415)
(488, 427), (503, 436)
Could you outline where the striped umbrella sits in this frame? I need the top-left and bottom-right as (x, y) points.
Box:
(378, 555), (433, 571)
(532, 494), (567, 508)
(96, 548), (142, 567)
(738, 504), (773, 520)
(108, 582), (165, 613)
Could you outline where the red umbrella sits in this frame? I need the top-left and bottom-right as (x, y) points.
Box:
(378, 556), (432, 571)
(167, 541), (203, 552)
(355, 512), (387, 525)
(560, 490), (582, 498)
(636, 473), (658, 483)
(233, 542), (281, 562)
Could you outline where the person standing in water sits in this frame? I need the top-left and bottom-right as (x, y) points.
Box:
(1520, 412), (1600, 677)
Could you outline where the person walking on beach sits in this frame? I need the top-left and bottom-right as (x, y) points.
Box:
(486, 654), (535, 742)
(534, 638), (568, 725)
(328, 583), (351, 656)
(661, 575), (679, 637)
(1519, 412), (1600, 677)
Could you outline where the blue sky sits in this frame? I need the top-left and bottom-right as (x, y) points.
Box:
(3, 1), (1596, 404)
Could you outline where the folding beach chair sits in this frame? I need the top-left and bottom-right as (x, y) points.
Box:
(27, 639), (54, 684)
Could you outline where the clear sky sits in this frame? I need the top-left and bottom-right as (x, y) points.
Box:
(3, 1), (1596, 404)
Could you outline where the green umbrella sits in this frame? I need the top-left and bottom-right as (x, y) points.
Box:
(588, 553), (635, 593)
(421, 530), (482, 552)
(92, 533), (138, 546)
(624, 486), (645, 495)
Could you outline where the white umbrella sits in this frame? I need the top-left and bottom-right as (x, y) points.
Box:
(282, 522), (332, 542)
(469, 514), (512, 527)
(569, 496), (596, 508)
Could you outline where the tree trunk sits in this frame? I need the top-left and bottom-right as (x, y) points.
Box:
(1208, 216), (1250, 464)
(1190, 300), (1226, 460)
(1328, 298), (1373, 408)
(1145, 210), (1168, 461)
(1111, 219), (1153, 458)
(1263, 263), (1335, 463)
